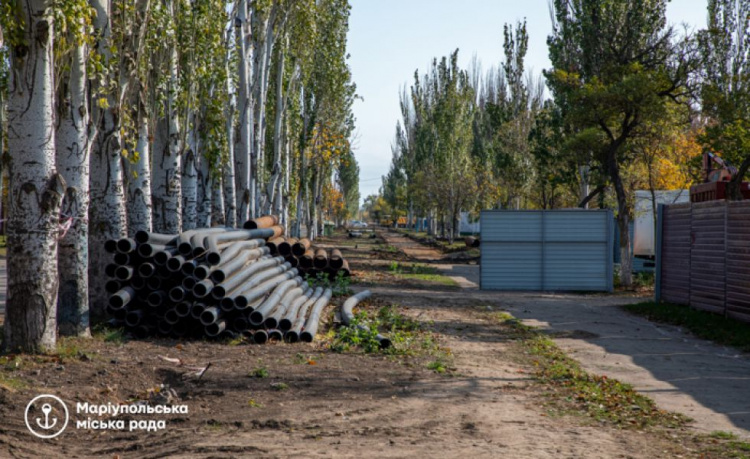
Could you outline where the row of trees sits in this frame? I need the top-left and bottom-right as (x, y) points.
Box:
(380, 0), (749, 286)
(0, 0), (360, 352)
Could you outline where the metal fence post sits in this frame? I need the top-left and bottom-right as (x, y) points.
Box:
(654, 204), (664, 302)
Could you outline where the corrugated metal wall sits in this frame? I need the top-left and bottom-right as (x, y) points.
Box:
(480, 210), (614, 292)
(657, 201), (750, 322)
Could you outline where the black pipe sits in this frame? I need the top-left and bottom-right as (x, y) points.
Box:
(177, 227), (230, 255)
(233, 316), (250, 332)
(205, 320), (226, 337)
(167, 255), (188, 272)
(249, 278), (303, 325)
(153, 246), (178, 266)
(200, 306), (221, 326)
(125, 310), (144, 327)
(264, 286), (305, 329)
(209, 239), (266, 267)
(164, 309), (180, 325)
(105, 279), (121, 294)
(300, 288), (333, 343)
(117, 238), (137, 254)
(114, 252), (130, 266)
(252, 329), (268, 344)
(268, 329), (283, 341)
(175, 301), (192, 317)
(286, 287), (323, 341)
(146, 276), (162, 291)
(205, 230), (275, 265)
(209, 246), (270, 283)
(134, 231), (178, 245)
(137, 243), (166, 258)
(131, 276), (147, 290)
(109, 287), (136, 309)
(232, 269), (298, 310)
(340, 290), (391, 349)
(280, 288), (314, 331)
(105, 263), (118, 277)
(181, 260), (198, 276)
(213, 259), (287, 299)
(182, 276), (197, 291)
(169, 286), (187, 302)
(147, 290), (167, 307)
(105, 239), (118, 253)
(115, 265), (134, 281)
(191, 303), (206, 320)
(157, 321), (172, 335)
(138, 262), (156, 278)
(193, 279), (213, 298)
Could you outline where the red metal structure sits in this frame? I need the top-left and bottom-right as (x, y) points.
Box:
(690, 152), (750, 202)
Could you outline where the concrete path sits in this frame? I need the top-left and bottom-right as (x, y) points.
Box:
(381, 230), (750, 437)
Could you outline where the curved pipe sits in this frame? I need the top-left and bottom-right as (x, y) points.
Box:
(209, 246), (271, 283)
(164, 309), (180, 325)
(167, 255), (190, 273)
(181, 260), (198, 276)
(169, 286), (187, 303)
(287, 287), (323, 342)
(280, 287), (313, 331)
(182, 276), (197, 291)
(138, 243), (167, 258)
(177, 227), (230, 255)
(115, 266), (134, 281)
(232, 269), (298, 310)
(263, 286), (305, 329)
(147, 290), (167, 307)
(206, 238), (266, 266)
(214, 259), (288, 300)
(249, 277), (304, 326)
(109, 287), (136, 309)
(300, 288), (333, 343)
(340, 290), (391, 349)
(134, 231), (178, 245)
(204, 229), (275, 265)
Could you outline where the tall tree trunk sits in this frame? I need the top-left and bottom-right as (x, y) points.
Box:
(4, 0), (65, 352)
(212, 175), (225, 226)
(89, 0), (128, 322)
(236, 0), (253, 222)
(610, 153), (632, 287)
(56, 37), (92, 336)
(196, 153), (212, 227)
(223, 49), (237, 226)
(182, 116), (198, 230)
(127, 111), (153, 233)
(267, 46), (285, 214)
(151, 114), (182, 233)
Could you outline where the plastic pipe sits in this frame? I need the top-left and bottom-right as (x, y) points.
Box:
(292, 238), (311, 257)
(300, 288), (333, 343)
(109, 287), (136, 309)
(213, 259), (287, 300)
(134, 231), (178, 245)
(264, 286), (305, 329)
(249, 277), (304, 325)
(280, 287), (313, 331)
(341, 290), (392, 349)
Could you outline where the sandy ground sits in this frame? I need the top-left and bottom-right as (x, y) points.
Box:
(380, 230), (750, 439)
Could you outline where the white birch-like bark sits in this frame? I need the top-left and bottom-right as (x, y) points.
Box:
(126, 111), (153, 232)
(151, 4), (182, 233)
(266, 45), (285, 214)
(56, 35), (92, 336)
(196, 152), (212, 228)
(5, 0), (64, 352)
(236, 0), (253, 222)
(212, 174), (225, 226)
(182, 115), (198, 230)
(89, 0), (128, 321)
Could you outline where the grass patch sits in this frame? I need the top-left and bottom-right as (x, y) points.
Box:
(400, 273), (458, 286)
(270, 382), (289, 391)
(427, 358), (448, 374)
(250, 366), (269, 378)
(56, 338), (94, 362)
(330, 303), (454, 372)
(624, 301), (750, 352)
(388, 262), (459, 287)
(492, 311), (689, 429)
(305, 270), (352, 297)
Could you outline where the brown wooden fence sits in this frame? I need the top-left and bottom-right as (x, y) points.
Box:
(656, 200), (750, 322)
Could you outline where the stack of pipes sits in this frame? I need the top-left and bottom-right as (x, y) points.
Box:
(104, 215), (334, 343)
(253, 233), (351, 281)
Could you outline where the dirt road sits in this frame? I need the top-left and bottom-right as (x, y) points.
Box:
(380, 230), (750, 438)
(0, 230), (743, 457)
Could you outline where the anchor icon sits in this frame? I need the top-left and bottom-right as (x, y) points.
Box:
(36, 403), (57, 430)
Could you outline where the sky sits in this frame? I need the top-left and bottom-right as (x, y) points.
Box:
(347, 0), (709, 202)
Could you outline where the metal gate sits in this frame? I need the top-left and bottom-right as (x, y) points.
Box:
(480, 210), (614, 292)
